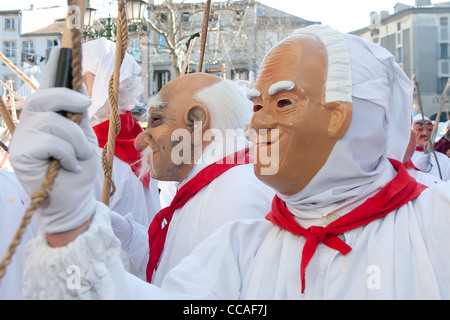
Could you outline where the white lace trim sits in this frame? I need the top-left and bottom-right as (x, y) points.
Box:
(21, 202), (130, 299)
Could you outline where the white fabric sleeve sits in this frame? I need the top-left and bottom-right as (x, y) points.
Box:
(115, 212), (150, 280)
(21, 202), (131, 299)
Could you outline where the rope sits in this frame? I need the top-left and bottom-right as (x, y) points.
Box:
(100, 0), (128, 205)
(0, 0), (85, 284)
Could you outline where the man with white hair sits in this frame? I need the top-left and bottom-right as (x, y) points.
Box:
(411, 114), (450, 181)
(120, 72), (274, 283)
(9, 25), (450, 299)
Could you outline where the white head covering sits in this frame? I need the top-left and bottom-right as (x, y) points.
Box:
(413, 114), (431, 123)
(82, 37), (144, 125)
(277, 25), (414, 212)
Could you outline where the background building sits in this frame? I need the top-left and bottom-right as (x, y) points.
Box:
(352, 0), (450, 121)
(1, 1), (318, 115)
(143, 0), (319, 96)
(0, 5), (66, 97)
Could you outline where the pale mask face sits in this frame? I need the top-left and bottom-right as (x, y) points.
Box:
(249, 34), (352, 196)
(413, 119), (433, 148)
(134, 73), (217, 182)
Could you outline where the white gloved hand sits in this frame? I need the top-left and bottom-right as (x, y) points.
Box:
(109, 210), (134, 250)
(9, 47), (100, 234)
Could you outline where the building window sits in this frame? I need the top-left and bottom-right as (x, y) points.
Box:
(438, 77), (449, 94)
(3, 41), (16, 58)
(181, 11), (190, 22)
(157, 34), (167, 51)
(153, 70), (170, 94)
(440, 17), (448, 27)
(231, 68), (249, 81)
(22, 41), (35, 63)
(4, 18), (15, 30)
(441, 43), (449, 59)
(23, 41), (34, 54)
(128, 38), (142, 62)
(396, 46), (404, 63)
(46, 39), (57, 57)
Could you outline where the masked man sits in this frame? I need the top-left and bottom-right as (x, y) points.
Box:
(411, 114), (450, 181)
(10, 25), (450, 299)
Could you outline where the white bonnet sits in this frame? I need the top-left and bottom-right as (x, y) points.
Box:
(82, 37), (144, 123)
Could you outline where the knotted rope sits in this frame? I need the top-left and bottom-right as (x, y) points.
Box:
(100, 0), (128, 205)
(0, 0), (85, 283)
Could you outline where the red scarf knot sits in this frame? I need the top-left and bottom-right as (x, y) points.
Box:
(266, 159), (428, 294)
(307, 226), (326, 243)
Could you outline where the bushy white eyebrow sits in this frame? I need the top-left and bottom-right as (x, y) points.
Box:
(246, 88), (261, 100)
(148, 93), (167, 110)
(268, 81), (295, 96)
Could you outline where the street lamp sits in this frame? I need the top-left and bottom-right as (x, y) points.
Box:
(84, 0), (97, 31)
(125, 0), (148, 24)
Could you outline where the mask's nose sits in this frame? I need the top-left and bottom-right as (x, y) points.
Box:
(134, 131), (147, 151)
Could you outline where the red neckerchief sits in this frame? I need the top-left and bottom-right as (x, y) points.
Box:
(416, 146), (424, 152)
(265, 159), (428, 294)
(146, 148), (252, 282)
(92, 111), (150, 189)
(403, 160), (422, 171)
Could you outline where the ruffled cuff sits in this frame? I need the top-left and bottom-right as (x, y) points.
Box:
(21, 202), (130, 300)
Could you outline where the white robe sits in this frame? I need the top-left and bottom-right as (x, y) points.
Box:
(406, 167), (442, 186)
(120, 139), (275, 282)
(20, 160), (450, 300)
(134, 162), (450, 299)
(93, 147), (161, 228)
(0, 170), (37, 300)
(411, 150), (450, 182)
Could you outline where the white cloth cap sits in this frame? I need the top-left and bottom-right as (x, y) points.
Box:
(413, 114), (431, 123)
(82, 37), (144, 124)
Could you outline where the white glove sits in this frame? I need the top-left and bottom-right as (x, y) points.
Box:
(109, 210), (134, 249)
(9, 47), (100, 234)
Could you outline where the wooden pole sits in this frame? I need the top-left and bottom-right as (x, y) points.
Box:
(181, 36), (197, 76)
(6, 80), (18, 124)
(0, 52), (38, 92)
(0, 80), (25, 101)
(198, 0), (211, 73)
(0, 96), (15, 134)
